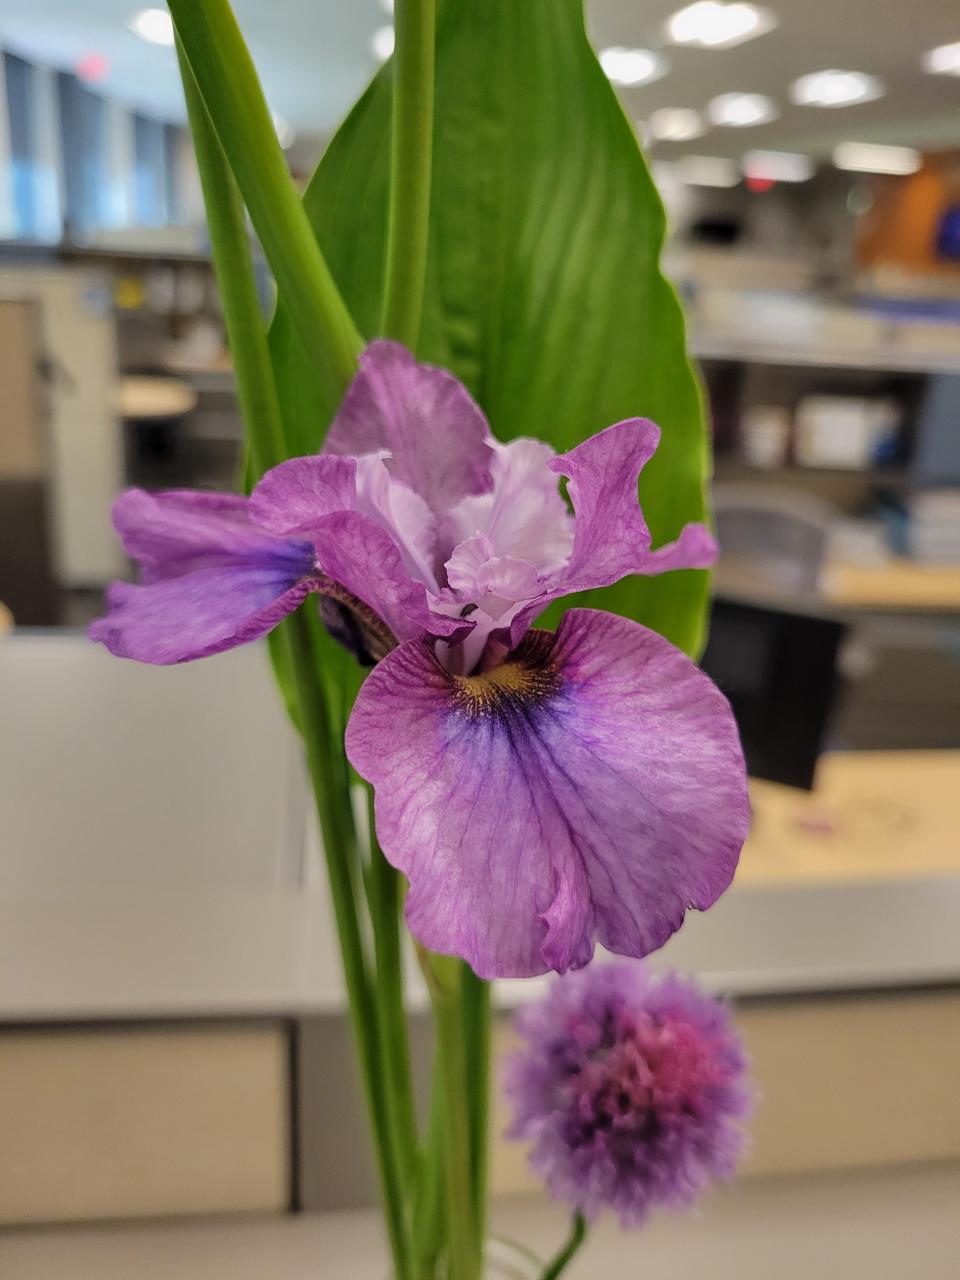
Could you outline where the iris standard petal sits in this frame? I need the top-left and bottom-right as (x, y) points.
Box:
(89, 559), (315, 664)
(248, 455), (358, 534)
(346, 607), (749, 979)
(630, 520), (717, 575)
(496, 420), (716, 650)
(307, 510), (472, 649)
(551, 418), (700, 588)
(324, 340), (494, 514)
(111, 488), (289, 583)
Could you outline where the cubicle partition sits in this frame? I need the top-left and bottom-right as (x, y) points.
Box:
(1, 633), (959, 1223)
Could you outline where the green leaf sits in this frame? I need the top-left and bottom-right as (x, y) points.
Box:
(170, 0), (361, 404)
(270, 0), (711, 655)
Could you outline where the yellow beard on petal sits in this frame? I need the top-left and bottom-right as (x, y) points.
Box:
(451, 634), (560, 717)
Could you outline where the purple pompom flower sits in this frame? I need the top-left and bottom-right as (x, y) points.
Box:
(91, 340), (750, 979)
(505, 962), (753, 1226)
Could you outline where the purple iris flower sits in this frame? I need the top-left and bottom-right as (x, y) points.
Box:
(91, 340), (750, 979)
(505, 961), (753, 1225)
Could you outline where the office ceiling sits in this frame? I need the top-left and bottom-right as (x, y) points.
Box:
(0, 0), (958, 162)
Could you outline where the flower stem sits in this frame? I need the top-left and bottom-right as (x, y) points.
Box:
(421, 950), (480, 1280)
(461, 964), (492, 1244)
(169, 0), (362, 397)
(539, 1214), (588, 1280)
(411, 1056), (446, 1279)
(381, 0), (437, 349)
(365, 788), (419, 1186)
(174, 35), (284, 478)
(287, 616), (412, 1279)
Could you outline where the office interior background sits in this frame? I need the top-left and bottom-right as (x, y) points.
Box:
(0, 1), (958, 1276)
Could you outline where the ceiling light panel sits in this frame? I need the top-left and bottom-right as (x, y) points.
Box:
(665, 2), (777, 50)
(598, 47), (669, 87)
(127, 9), (174, 46)
(742, 150), (814, 182)
(707, 93), (778, 127)
(923, 42), (960, 76)
(648, 108), (705, 142)
(791, 69), (884, 107)
(833, 142), (922, 175)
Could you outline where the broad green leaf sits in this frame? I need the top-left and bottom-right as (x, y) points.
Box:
(270, 0), (711, 655)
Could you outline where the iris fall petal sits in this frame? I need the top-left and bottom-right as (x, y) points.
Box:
(346, 607), (749, 978)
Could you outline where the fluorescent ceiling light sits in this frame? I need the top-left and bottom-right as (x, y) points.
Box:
(791, 69), (884, 108)
(127, 8), (174, 46)
(833, 143), (921, 176)
(598, 47), (668, 87)
(380, 0), (395, 12)
(665, 2), (776, 50)
(742, 150), (814, 182)
(923, 41), (960, 76)
(649, 107), (705, 142)
(371, 25), (395, 61)
(677, 155), (740, 187)
(707, 92), (777, 127)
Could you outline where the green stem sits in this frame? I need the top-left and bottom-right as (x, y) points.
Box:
(423, 952), (480, 1280)
(174, 13), (410, 1276)
(365, 789), (419, 1186)
(540, 1214), (587, 1280)
(381, 0), (437, 348)
(461, 965), (492, 1246)
(287, 617), (412, 1279)
(411, 1057), (446, 1279)
(175, 35), (284, 477)
(169, 0), (362, 395)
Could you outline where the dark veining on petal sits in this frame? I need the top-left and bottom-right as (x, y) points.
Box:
(451, 629), (561, 718)
(316, 575), (397, 666)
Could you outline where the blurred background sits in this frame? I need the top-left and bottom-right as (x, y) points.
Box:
(0, 2), (958, 1276)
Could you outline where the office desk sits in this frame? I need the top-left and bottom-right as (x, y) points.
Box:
(740, 750), (960, 886)
(715, 556), (960, 614)
(822, 558), (960, 611)
(117, 376), (198, 420)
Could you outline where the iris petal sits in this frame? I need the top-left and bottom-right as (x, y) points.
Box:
(89, 564), (314, 664)
(346, 607), (749, 978)
(497, 419), (716, 650)
(325, 340), (494, 514)
(248, 455), (358, 534)
(306, 510), (471, 647)
(111, 488), (293, 583)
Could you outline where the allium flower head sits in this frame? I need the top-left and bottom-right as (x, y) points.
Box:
(91, 341), (750, 979)
(505, 962), (752, 1226)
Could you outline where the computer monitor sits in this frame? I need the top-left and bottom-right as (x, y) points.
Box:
(700, 597), (846, 791)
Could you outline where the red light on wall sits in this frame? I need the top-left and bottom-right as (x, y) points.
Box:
(745, 174), (776, 193)
(76, 53), (110, 84)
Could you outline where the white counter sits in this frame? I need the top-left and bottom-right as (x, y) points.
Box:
(2, 634), (959, 1022)
(1, 1169), (958, 1280)
(2, 874), (960, 1022)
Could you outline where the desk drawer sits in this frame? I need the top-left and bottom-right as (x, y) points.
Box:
(0, 1023), (289, 1225)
